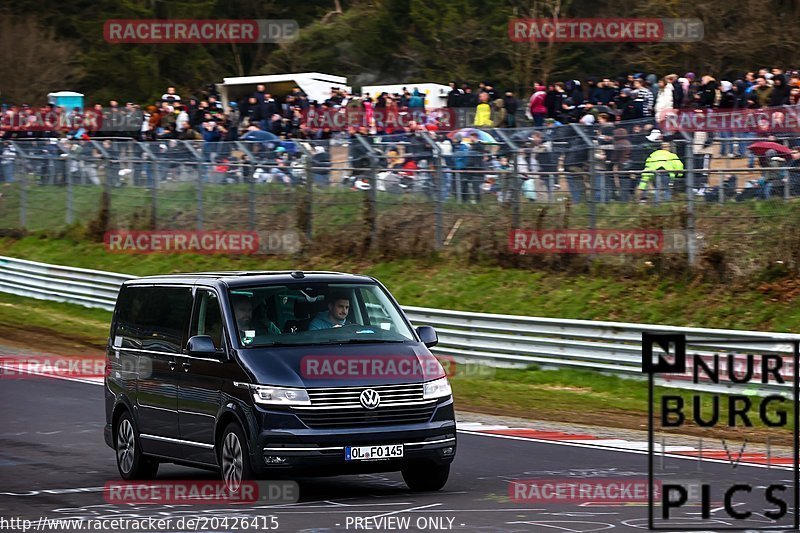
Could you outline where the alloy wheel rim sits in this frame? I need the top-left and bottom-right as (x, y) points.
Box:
(222, 432), (243, 492)
(116, 419), (135, 474)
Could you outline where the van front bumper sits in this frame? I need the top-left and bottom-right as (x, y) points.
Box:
(248, 398), (456, 476)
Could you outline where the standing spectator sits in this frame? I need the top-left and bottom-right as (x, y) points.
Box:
(161, 87), (181, 103)
(408, 88), (425, 110)
(538, 119), (561, 200)
(446, 82), (463, 108)
(633, 78), (654, 118)
(769, 74), (791, 106)
(473, 92), (492, 127)
(616, 88), (638, 122)
(655, 75), (676, 121)
(490, 98), (507, 128)
(528, 84), (547, 127)
(695, 75), (719, 109)
(558, 122), (590, 203)
(612, 128), (634, 201)
(311, 145), (331, 187)
(753, 77), (773, 107)
(503, 91), (519, 128)
(718, 81), (736, 157)
(638, 136), (684, 202)
(1, 141), (16, 182)
(465, 132), (485, 203)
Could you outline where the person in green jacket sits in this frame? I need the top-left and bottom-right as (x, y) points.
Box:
(638, 138), (684, 202)
(473, 92), (492, 127)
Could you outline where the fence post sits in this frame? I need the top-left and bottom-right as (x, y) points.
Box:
(420, 132), (444, 249)
(196, 164), (204, 231)
(785, 166), (790, 200)
(683, 133), (697, 266)
(435, 153), (444, 249)
(19, 161), (27, 229)
(150, 169), (158, 230)
(66, 153), (74, 225)
(511, 149), (521, 229)
(304, 153), (313, 240)
(587, 146), (596, 231)
(248, 169), (256, 231)
(371, 156), (378, 250)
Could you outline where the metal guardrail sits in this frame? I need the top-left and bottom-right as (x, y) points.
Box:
(1, 255), (798, 393)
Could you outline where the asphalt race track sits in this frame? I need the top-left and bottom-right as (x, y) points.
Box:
(1, 375), (797, 532)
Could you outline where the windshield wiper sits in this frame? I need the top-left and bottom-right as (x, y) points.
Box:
(318, 338), (406, 345)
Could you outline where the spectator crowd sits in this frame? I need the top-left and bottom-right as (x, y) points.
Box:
(2, 66), (800, 202)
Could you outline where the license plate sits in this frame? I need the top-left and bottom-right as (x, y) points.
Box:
(345, 444), (403, 461)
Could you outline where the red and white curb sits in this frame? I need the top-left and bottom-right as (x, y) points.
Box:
(457, 422), (794, 470)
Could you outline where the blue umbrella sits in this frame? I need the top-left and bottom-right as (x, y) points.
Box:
(241, 130), (279, 141)
(448, 128), (497, 143)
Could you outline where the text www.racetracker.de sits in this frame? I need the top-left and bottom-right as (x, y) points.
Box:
(0, 515), (280, 532)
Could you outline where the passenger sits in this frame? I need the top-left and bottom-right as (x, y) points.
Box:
(232, 294), (280, 341)
(309, 293), (350, 330)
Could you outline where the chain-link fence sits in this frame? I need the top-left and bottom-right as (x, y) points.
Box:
(2, 126), (799, 276)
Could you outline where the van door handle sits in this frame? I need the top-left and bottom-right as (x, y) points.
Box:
(182, 361), (191, 372)
(168, 361), (176, 370)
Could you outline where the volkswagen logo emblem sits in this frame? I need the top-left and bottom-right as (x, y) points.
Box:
(359, 389), (381, 410)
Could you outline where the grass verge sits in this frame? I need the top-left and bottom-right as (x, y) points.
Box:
(2, 235), (800, 331)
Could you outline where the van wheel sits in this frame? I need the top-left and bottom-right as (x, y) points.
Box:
(402, 462), (450, 491)
(115, 412), (159, 480)
(220, 422), (254, 493)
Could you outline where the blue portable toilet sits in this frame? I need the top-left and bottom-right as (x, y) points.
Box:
(47, 91), (85, 110)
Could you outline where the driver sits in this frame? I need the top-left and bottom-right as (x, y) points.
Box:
(309, 292), (350, 330)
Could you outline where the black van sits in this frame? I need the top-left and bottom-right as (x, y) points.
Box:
(104, 271), (456, 492)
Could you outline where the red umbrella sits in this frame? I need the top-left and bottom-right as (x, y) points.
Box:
(748, 141), (792, 158)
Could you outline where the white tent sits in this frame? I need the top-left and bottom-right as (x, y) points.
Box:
(217, 72), (351, 107)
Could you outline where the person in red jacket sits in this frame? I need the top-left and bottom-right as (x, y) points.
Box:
(528, 84), (547, 127)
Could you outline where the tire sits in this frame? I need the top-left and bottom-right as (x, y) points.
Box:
(115, 411), (159, 480)
(402, 462), (450, 492)
(220, 422), (254, 494)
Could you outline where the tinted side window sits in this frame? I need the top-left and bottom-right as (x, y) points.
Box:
(139, 287), (193, 354)
(115, 286), (149, 348)
(190, 290), (224, 351)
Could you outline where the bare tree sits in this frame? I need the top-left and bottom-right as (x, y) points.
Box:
(0, 16), (84, 104)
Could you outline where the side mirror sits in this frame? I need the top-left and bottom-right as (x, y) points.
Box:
(187, 335), (218, 356)
(417, 326), (438, 348)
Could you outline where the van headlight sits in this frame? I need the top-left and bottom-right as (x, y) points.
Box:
(423, 377), (452, 400)
(250, 385), (311, 406)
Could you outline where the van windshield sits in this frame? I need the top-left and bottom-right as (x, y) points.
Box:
(228, 282), (416, 347)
